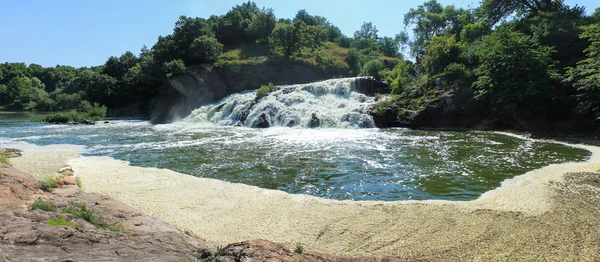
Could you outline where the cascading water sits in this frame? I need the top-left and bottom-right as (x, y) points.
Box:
(184, 78), (376, 128)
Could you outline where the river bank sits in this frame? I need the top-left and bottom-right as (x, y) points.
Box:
(5, 133), (600, 261)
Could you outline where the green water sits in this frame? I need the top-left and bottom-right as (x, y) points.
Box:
(0, 111), (591, 201)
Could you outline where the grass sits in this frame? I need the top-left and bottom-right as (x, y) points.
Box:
(294, 242), (304, 254)
(0, 152), (10, 166)
(217, 41), (350, 70)
(41, 176), (60, 192)
(105, 222), (125, 233)
(63, 203), (99, 227)
(43, 110), (87, 124)
(255, 83), (276, 101)
(47, 214), (76, 227)
(31, 198), (56, 212)
(76, 176), (83, 189)
(43, 104), (107, 124)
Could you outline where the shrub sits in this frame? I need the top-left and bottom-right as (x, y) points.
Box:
(87, 103), (107, 121)
(255, 83), (276, 101)
(189, 36), (224, 64)
(63, 203), (99, 227)
(31, 198), (56, 212)
(294, 242), (304, 254)
(47, 214), (75, 227)
(41, 176), (60, 192)
(163, 59), (187, 78)
(105, 222), (125, 233)
(0, 152), (10, 165)
(43, 110), (86, 124)
(361, 59), (384, 79)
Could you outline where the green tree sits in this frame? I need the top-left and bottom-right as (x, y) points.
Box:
(361, 59), (384, 79)
(188, 36), (224, 64)
(247, 8), (277, 43)
(565, 24), (600, 123)
(473, 24), (557, 119)
(102, 51), (138, 79)
(162, 59), (187, 78)
(269, 20), (311, 59)
(421, 35), (463, 76)
(172, 16), (215, 55)
(354, 22), (379, 40)
(479, 0), (583, 25)
(68, 70), (118, 106)
(379, 37), (399, 57)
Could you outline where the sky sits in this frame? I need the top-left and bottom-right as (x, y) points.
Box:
(1, 0), (598, 67)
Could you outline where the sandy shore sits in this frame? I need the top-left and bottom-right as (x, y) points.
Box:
(7, 137), (600, 261)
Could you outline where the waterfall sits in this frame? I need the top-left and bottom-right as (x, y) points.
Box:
(184, 78), (376, 128)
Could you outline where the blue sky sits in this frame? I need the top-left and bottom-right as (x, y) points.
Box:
(1, 0), (598, 67)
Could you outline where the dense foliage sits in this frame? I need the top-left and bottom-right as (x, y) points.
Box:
(376, 0), (600, 128)
(0, 1), (401, 114)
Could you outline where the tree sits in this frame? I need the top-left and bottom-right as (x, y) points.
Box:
(247, 8), (277, 43)
(379, 37), (399, 57)
(172, 16), (214, 54)
(162, 59), (187, 78)
(151, 35), (178, 65)
(479, 0), (584, 25)
(473, 24), (557, 119)
(404, 0), (472, 58)
(188, 36), (224, 64)
(269, 21), (311, 59)
(361, 59), (384, 79)
(68, 70), (118, 106)
(102, 51), (138, 79)
(354, 22), (378, 40)
(565, 24), (600, 124)
(421, 35), (463, 76)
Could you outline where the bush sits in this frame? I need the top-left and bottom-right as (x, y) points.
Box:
(189, 36), (224, 64)
(41, 176), (60, 192)
(162, 59), (187, 78)
(31, 198), (56, 212)
(255, 83), (276, 101)
(63, 203), (99, 227)
(43, 110), (86, 124)
(87, 103), (107, 121)
(0, 152), (10, 165)
(361, 59), (384, 79)
(294, 242), (304, 254)
(42, 103), (106, 124)
(47, 214), (75, 227)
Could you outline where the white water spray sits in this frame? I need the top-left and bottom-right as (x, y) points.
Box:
(184, 78), (376, 128)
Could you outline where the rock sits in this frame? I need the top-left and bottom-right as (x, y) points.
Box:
(0, 148), (22, 158)
(62, 176), (77, 185)
(309, 113), (320, 128)
(352, 77), (389, 95)
(286, 119), (298, 127)
(0, 165), (217, 261)
(211, 240), (447, 262)
(253, 113), (271, 128)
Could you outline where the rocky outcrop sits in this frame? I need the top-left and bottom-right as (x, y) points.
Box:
(209, 240), (447, 262)
(0, 150), (446, 262)
(0, 164), (217, 261)
(373, 89), (492, 130)
(151, 63), (348, 123)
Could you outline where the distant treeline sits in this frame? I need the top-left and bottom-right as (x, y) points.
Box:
(0, 1), (405, 113)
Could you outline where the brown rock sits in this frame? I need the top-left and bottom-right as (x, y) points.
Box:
(62, 176), (77, 185)
(211, 240), (447, 262)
